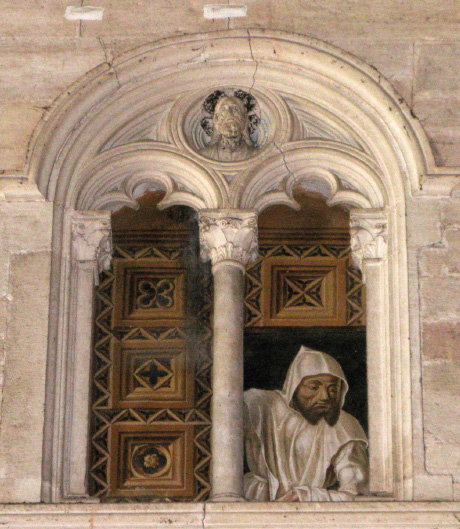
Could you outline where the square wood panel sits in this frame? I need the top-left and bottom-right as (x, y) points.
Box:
(112, 339), (194, 408)
(109, 423), (195, 498)
(262, 257), (347, 326)
(113, 259), (186, 327)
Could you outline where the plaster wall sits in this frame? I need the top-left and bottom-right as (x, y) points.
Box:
(1, 0), (460, 515)
(2, 1), (460, 171)
(0, 201), (52, 501)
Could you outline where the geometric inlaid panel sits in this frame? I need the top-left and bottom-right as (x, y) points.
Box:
(262, 257), (347, 326)
(91, 241), (213, 501)
(112, 339), (194, 408)
(109, 423), (195, 498)
(244, 239), (365, 328)
(113, 259), (186, 327)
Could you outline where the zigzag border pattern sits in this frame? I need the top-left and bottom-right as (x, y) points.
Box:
(90, 244), (212, 501)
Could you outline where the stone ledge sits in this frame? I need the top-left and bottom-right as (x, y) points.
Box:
(0, 502), (460, 528)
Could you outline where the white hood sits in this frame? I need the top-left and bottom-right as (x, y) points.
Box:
(281, 346), (349, 409)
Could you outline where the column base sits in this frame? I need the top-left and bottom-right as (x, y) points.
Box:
(208, 493), (247, 502)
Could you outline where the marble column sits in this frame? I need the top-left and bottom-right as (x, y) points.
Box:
(350, 210), (392, 495)
(199, 210), (258, 502)
(63, 213), (112, 499)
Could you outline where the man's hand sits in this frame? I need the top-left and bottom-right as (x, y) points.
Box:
(276, 490), (299, 502)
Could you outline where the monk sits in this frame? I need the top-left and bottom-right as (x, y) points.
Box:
(244, 347), (368, 501)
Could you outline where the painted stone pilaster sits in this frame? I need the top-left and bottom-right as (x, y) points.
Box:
(71, 215), (112, 281)
(63, 213), (112, 499)
(199, 210), (258, 501)
(350, 210), (392, 495)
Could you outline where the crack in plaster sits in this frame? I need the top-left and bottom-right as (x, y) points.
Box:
(97, 36), (122, 89)
(410, 42), (415, 111)
(78, 0), (83, 37)
(247, 29), (259, 94)
(201, 503), (206, 529)
(273, 140), (297, 185)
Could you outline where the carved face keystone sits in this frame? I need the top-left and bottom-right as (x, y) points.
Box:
(213, 96), (247, 140)
(198, 91), (259, 162)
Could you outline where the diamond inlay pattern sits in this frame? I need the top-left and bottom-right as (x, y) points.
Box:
(134, 358), (173, 391)
(90, 240), (212, 501)
(244, 237), (365, 327)
(282, 274), (325, 308)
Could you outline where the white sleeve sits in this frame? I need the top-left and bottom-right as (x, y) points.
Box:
(293, 441), (368, 502)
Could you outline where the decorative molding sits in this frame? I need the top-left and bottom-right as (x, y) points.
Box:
(31, 30), (447, 213)
(350, 211), (388, 274)
(75, 143), (227, 212)
(198, 210), (258, 269)
(233, 141), (383, 212)
(5, 502), (460, 528)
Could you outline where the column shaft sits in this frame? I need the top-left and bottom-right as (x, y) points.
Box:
(198, 209), (258, 502)
(364, 259), (393, 495)
(211, 262), (245, 500)
(65, 261), (97, 498)
(199, 210), (258, 501)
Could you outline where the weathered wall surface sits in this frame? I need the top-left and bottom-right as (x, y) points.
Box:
(1, 0), (460, 505)
(0, 201), (52, 501)
(414, 198), (460, 498)
(2, 1), (460, 172)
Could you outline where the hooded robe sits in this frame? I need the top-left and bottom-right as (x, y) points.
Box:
(244, 347), (368, 501)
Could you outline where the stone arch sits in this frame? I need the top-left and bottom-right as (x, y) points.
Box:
(31, 29), (439, 502)
(29, 31), (434, 205)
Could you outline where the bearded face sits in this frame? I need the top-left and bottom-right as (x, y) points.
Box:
(292, 374), (342, 426)
(213, 96), (247, 141)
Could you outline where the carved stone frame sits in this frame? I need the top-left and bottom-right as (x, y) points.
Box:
(30, 30), (459, 509)
(42, 211), (112, 501)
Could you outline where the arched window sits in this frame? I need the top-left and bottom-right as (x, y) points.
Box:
(34, 31), (439, 504)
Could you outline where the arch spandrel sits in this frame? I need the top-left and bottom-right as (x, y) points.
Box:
(28, 30), (440, 210)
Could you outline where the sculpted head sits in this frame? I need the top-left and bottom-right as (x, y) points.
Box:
(199, 90), (259, 161)
(291, 373), (342, 426)
(212, 95), (249, 143)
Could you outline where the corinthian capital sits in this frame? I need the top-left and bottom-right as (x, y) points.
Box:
(198, 210), (258, 270)
(71, 213), (112, 273)
(350, 211), (388, 271)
